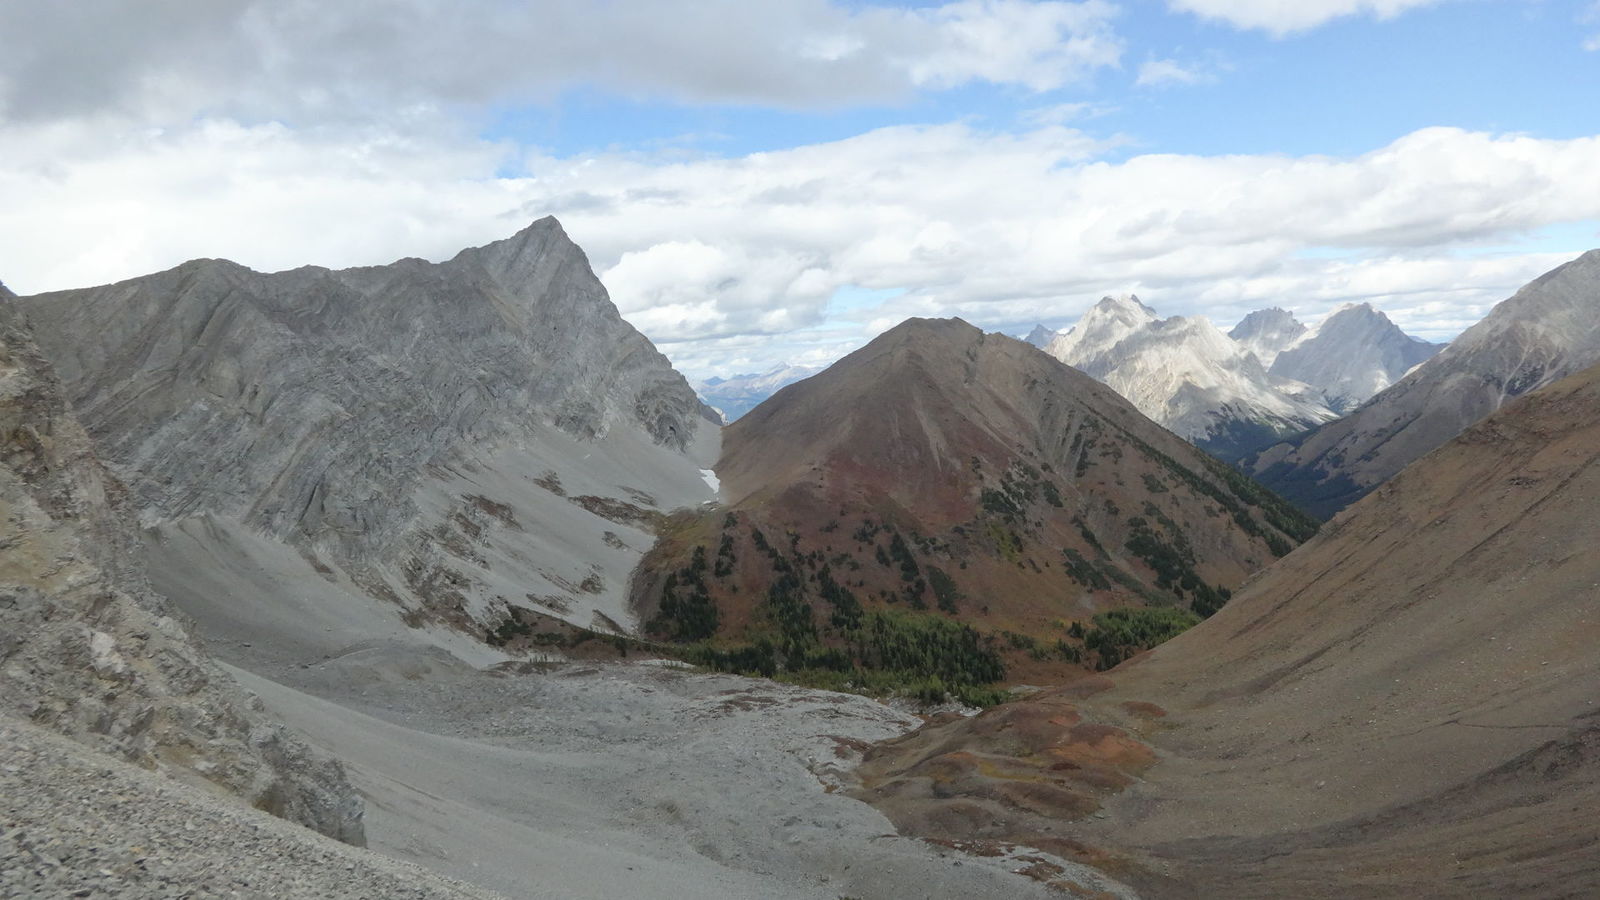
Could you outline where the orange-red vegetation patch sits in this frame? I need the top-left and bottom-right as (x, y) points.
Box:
(1120, 700), (1167, 719)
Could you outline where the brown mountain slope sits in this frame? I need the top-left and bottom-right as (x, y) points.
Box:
(854, 355), (1600, 897)
(633, 318), (1316, 688)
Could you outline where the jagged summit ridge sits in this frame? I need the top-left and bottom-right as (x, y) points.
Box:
(1046, 296), (1336, 461)
(1268, 302), (1443, 412)
(20, 217), (705, 542)
(15, 217), (719, 635)
(1022, 323), (1059, 348)
(1229, 307), (1306, 367)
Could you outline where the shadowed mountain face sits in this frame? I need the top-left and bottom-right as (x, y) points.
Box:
(854, 358), (1600, 898)
(15, 218), (719, 642)
(1247, 249), (1600, 518)
(635, 318), (1316, 684)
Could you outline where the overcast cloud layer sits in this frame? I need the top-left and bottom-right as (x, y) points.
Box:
(0, 0), (1121, 122)
(3, 1), (1597, 379)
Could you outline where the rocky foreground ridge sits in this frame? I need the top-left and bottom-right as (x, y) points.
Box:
(0, 283), (363, 842)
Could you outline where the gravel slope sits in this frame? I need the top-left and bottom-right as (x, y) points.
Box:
(231, 656), (1135, 900)
(0, 715), (501, 900)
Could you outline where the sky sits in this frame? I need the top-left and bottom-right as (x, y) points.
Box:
(3, 1), (1599, 380)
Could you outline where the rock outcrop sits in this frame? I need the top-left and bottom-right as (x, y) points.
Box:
(0, 286), (363, 843)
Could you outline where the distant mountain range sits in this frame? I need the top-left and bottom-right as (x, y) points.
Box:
(1039, 296), (1338, 462)
(696, 364), (822, 421)
(1266, 303), (1444, 413)
(1022, 297), (1442, 462)
(1247, 249), (1600, 517)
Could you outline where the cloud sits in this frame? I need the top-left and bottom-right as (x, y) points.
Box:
(1135, 58), (1210, 87)
(0, 0), (1122, 124)
(1583, 2), (1600, 51)
(4, 114), (1597, 377)
(1168, 0), (1448, 35)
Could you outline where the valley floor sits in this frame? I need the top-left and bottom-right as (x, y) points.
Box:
(221, 651), (1136, 900)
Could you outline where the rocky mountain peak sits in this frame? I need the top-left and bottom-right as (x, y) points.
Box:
(1047, 298), (1335, 461)
(1229, 307), (1308, 368)
(1022, 323), (1058, 348)
(14, 218), (719, 638)
(1044, 295), (1156, 365)
(1268, 301), (1444, 414)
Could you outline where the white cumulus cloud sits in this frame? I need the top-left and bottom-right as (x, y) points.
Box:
(1136, 58), (1210, 86)
(1168, 0), (1449, 35)
(3, 117), (1598, 378)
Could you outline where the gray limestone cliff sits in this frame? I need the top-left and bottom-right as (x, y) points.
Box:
(15, 218), (719, 638)
(0, 284), (364, 842)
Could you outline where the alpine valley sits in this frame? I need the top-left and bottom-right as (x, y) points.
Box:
(4, 220), (1598, 900)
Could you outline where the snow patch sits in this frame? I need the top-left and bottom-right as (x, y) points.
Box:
(700, 468), (721, 495)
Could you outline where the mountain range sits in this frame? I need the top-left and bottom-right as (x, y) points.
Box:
(1247, 249), (1600, 518)
(1042, 295), (1339, 461)
(1030, 297), (1442, 462)
(636, 317), (1316, 687)
(696, 363), (822, 421)
(5, 219), (1598, 899)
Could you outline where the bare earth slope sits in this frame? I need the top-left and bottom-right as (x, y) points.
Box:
(856, 357), (1600, 897)
(16, 218), (719, 642)
(639, 317), (1315, 682)
(1249, 248), (1600, 518)
(0, 289), (362, 842)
